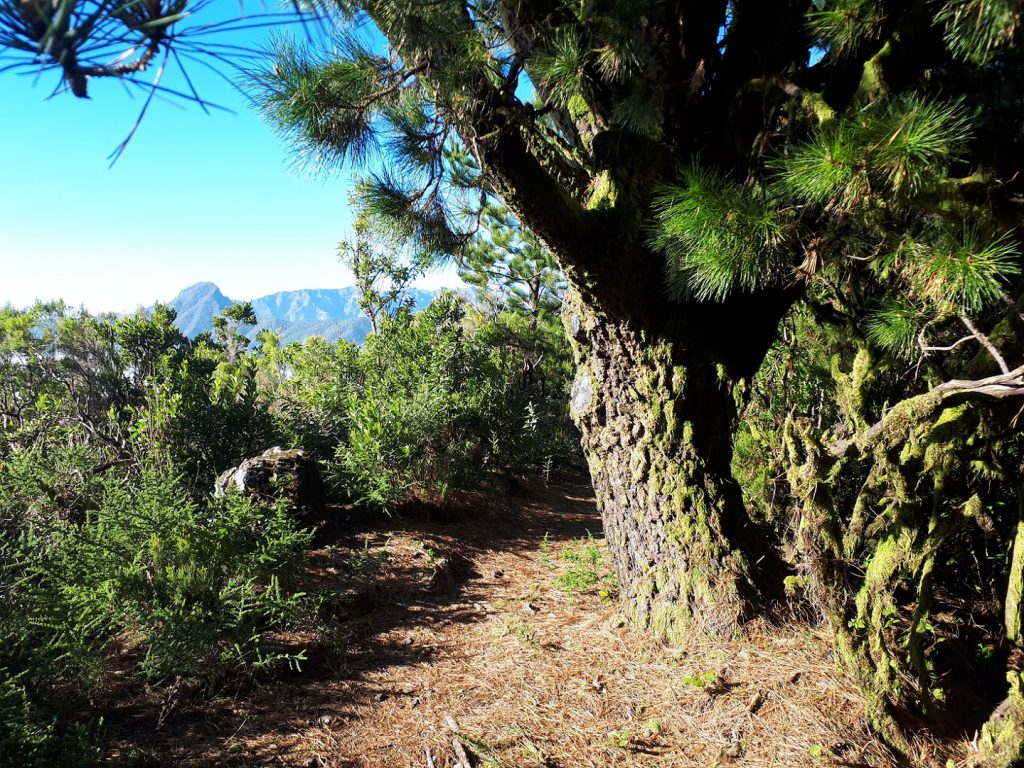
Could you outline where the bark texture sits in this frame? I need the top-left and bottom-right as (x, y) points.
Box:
(563, 287), (783, 639)
(977, 516), (1024, 768)
(784, 355), (1024, 762)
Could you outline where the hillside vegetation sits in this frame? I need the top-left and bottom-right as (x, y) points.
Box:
(0, 242), (575, 765)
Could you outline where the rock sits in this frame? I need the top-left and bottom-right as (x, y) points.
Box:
(215, 446), (326, 511)
(425, 553), (473, 595)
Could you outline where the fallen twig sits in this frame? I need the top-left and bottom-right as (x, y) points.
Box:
(444, 715), (473, 768)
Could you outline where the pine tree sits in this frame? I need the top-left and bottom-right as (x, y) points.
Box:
(460, 204), (565, 330)
(460, 203), (572, 430)
(7, 1), (1024, 759)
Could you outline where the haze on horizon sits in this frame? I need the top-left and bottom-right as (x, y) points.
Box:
(0, 11), (460, 315)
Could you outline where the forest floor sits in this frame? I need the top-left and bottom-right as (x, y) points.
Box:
(101, 481), (961, 768)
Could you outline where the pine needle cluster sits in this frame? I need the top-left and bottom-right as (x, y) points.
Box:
(651, 168), (787, 302)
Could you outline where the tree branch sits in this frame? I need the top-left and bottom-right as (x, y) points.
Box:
(961, 315), (1010, 374)
(831, 364), (1024, 458)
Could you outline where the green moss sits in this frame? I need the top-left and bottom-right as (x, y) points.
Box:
(651, 603), (690, 647)
(786, 338), (1016, 757)
(832, 348), (879, 432)
(630, 447), (650, 481)
(567, 93), (589, 120)
(586, 171), (618, 210)
(663, 400), (677, 437)
(653, 566), (670, 592)
(855, 40), (893, 103)
(732, 378), (748, 411)
(859, 389), (943, 455)
(801, 91), (836, 124)
(671, 365), (687, 395)
(1006, 519), (1024, 645)
(784, 575), (809, 597)
(665, 514), (693, 545)
(978, 672), (1024, 768)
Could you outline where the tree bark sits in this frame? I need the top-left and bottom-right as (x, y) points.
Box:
(562, 285), (787, 638)
(977, 513), (1024, 768)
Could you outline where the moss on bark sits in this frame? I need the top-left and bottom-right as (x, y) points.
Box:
(781, 345), (1020, 753)
(563, 287), (781, 639)
(977, 516), (1024, 768)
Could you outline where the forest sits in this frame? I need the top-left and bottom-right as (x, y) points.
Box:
(2, 1), (1024, 766)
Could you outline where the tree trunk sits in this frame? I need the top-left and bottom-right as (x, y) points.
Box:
(562, 287), (786, 639)
(977, 513), (1024, 768)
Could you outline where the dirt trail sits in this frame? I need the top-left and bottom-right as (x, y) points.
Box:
(109, 482), (953, 768)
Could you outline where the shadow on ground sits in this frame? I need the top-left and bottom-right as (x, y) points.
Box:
(101, 479), (603, 767)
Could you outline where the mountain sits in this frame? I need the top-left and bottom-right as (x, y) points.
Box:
(165, 283), (438, 344)
(167, 282), (232, 338)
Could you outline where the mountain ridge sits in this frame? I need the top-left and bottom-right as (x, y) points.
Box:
(165, 282), (437, 344)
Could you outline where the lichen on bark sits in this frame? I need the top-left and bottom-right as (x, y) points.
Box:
(562, 286), (780, 639)
(784, 347), (1024, 764)
(977, 515), (1024, 768)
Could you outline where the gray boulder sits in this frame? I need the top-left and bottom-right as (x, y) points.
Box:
(215, 447), (326, 512)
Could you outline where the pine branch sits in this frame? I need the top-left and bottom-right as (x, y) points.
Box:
(831, 363), (1024, 458)
(357, 2), (599, 276)
(960, 314), (1010, 374)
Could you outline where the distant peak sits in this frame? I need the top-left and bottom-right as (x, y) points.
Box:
(180, 281), (224, 295)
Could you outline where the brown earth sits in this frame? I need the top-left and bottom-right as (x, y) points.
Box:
(102, 482), (963, 768)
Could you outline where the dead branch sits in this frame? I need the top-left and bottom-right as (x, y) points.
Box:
(831, 364), (1024, 458)
(444, 715), (473, 768)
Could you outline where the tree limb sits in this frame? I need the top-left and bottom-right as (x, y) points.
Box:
(961, 315), (1010, 374)
(831, 364), (1024, 458)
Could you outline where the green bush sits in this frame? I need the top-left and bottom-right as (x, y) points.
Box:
(122, 347), (278, 489)
(0, 461), (313, 760)
(273, 336), (360, 461)
(469, 308), (578, 478)
(331, 293), (577, 511)
(335, 296), (499, 509)
(25, 468), (309, 685)
(0, 673), (101, 768)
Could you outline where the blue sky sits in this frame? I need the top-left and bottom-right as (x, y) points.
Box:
(0, 7), (457, 313)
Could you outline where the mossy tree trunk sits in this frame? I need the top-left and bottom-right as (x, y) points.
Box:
(978, 512), (1024, 768)
(784, 352), (1024, 762)
(562, 283), (789, 638)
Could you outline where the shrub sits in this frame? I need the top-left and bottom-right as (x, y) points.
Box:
(46, 468), (311, 685)
(331, 292), (580, 511)
(0, 673), (101, 768)
(0, 462), (313, 758)
(273, 336), (361, 461)
(334, 295), (508, 510)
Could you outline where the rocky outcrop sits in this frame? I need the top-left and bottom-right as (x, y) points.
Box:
(215, 447), (326, 512)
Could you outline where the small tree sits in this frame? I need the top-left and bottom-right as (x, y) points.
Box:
(339, 213), (425, 335)
(460, 205), (565, 332)
(212, 301), (257, 364)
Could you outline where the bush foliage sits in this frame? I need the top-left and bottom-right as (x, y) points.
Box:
(0, 251), (578, 759)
